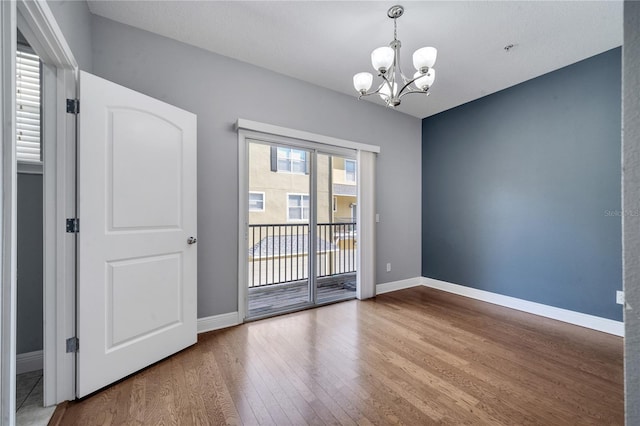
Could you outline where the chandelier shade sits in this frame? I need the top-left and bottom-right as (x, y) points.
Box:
(353, 5), (438, 108)
(413, 69), (435, 90)
(353, 72), (374, 93)
(413, 47), (438, 71)
(371, 47), (395, 73)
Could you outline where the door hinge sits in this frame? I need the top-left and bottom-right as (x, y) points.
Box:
(66, 218), (79, 233)
(66, 98), (79, 114)
(66, 337), (79, 353)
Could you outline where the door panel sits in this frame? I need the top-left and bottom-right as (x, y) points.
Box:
(246, 141), (312, 318)
(77, 71), (197, 397)
(107, 253), (182, 349)
(109, 108), (182, 230)
(316, 153), (358, 304)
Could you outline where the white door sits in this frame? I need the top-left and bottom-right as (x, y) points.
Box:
(77, 71), (197, 397)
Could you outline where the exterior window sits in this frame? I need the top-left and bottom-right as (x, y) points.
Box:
(345, 159), (356, 183)
(287, 194), (309, 221)
(249, 192), (265, 211)
(277, 147), (307, 174)
(16, 46), (41, 163)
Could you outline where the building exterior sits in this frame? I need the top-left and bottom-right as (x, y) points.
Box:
(248, 142), (357, 225)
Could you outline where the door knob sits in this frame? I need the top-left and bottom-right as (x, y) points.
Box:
(187, 237), (197, 245)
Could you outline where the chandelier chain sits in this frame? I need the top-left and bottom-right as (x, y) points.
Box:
(393, 17), (397, 41)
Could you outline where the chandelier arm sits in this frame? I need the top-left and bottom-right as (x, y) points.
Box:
(398, 88), (431, 99)
(374, 77), (388, 93)
(397, 75), (422, 97)
(359, 79), (387, 98)
(393, 42), (411, 84)
(380, 72), (392, 87)
(358, 91), (383, 99)
(359, 91), (393, 107)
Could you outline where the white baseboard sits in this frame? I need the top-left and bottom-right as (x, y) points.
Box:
(422, 277), (624, 337)
(197, 311), (240, 334)
(16, 350), (43, 374)
(376, 277), (423, 295)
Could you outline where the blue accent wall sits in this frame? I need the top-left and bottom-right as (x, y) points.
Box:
(422, 48), (622, 321)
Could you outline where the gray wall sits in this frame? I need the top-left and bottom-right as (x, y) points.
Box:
(422, 48), (622, 321)
(623, 1), (640, 422)
(16, 173), (43, 354)
(48, 0), (92, 71)
(90, 16), (422, 318)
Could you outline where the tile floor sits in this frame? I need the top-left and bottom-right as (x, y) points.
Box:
(16, 370), (56, 425)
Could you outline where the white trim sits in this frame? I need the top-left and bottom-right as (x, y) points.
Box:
(197, 312), (241, 334)
(16, 0), (78, 406)
(49, 66), (76, 406)
(422, 277), (624, 337)
(16, 350), (43, 374)
(237, 119), (381, 154)
(376, 277), (423, 295)
(238, 131), (249, 322)
(1, 2), (17, 423)
(16, 0), (77, 70)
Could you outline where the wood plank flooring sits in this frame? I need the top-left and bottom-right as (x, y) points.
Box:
(51, 286), (624, 425)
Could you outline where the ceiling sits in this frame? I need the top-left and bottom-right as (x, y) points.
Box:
(87, 1), (623, 119)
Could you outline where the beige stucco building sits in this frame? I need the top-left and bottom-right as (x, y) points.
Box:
(248, 142), (357, 225)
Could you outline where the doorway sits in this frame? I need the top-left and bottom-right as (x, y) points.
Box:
(246, 139), (358, 319)
(14, 29), (56, 424)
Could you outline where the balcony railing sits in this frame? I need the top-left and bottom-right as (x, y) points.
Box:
(248, 222), (356, 288)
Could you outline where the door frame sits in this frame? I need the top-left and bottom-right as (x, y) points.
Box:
(236, 119), (380, 322)
(12, 0), (78, 409)
(1, 1), (17, 422)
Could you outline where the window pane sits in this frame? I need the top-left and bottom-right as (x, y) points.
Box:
(345, 160), (356, 182)
(291, 149), (305, 161)
(277, 147), (290, 159)
(277, 159), (291, 171)
(276, 147), (307, 174)
(288, 195), (301, 207)
(289, 208), (301, 220)
(291, 160), (305, 173)
(249, 193), (264, 211)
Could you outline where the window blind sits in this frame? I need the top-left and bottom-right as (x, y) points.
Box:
(16, 48), (41, 163)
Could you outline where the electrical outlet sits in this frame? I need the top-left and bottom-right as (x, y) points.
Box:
(386, 263), (391, 272)
(376, 214), (380, 223)
(616, 291), (625, 305)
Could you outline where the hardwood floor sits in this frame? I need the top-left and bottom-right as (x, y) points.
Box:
(51, 287), (624, 425)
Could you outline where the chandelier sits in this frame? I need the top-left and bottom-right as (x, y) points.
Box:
(353, 5), (437, 107)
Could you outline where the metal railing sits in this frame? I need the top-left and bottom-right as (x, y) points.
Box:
(248, 222), (356, 288)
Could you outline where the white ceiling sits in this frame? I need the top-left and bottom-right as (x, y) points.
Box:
(87, 1), (623, 119)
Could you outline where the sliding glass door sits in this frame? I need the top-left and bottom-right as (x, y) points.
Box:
(246, 140), (357, 319)
(247, 141), (312, 317)
(316, 153), (358, 304)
